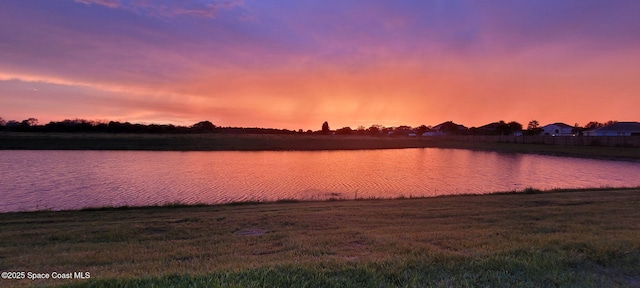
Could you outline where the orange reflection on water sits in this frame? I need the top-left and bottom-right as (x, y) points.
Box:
(2, 149), (640, 212)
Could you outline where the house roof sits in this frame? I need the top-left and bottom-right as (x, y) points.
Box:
(543, 122), (573, 129)
(478, 122), (502, 130)
(592, 122), (640, 132)
(433, 121), (467, 130)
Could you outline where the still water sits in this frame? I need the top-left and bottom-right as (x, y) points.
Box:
(1, 149), (640, 212)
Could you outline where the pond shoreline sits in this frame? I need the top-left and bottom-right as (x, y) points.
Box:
(3, 186), (638, 215)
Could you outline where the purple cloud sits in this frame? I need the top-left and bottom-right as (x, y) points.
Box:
(75, 0), (119, 8)
(74, 0), (244, 18)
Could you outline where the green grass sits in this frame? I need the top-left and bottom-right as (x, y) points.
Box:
(0, 132), (433, 151)
(1, 188), (639, 287)
(428, 140), (640, 161)
(1, 132), (640, 161)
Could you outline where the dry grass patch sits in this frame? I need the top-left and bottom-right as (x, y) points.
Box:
(1, 189), (639, 287)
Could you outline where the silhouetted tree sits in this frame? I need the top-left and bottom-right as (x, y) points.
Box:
(367, 124), (382, 136)
(107, 121), (141, 133)
(572, 123), (583, 136)
(321, 121), (330, 134)
(494, 120), (522, 135)
(416, 125), (429, 135)
(381, 126), (394, 135)
(526, 120), (542, 135)
(191, 121), (216, 133)
(508, 121), (523, 135)
(21, 118), (38, 127)
(438, 121), (467, 135)
(0, 117), (5, 126)
(581, 121), (615, 132)
(45, 119), (87, 132)
(335, 126), (353, 135)
(14, 118), (39, 131)
(495, 121), (509, 135)
(391, 125), (413, 136)
(584, 121), (603, 130)
(5, 120), (20, 129)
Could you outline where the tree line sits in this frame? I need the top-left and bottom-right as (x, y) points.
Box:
(0, 116), (621, 136)
(0, 118), (297, 134)
(324, 119), (620, 136)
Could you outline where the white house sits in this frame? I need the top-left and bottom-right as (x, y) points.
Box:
(541, 123), (573, 136)
(584, 122), (640, 136)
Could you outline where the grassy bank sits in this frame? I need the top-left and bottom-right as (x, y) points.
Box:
(1, 188), (639, 287)
(1, 132), (640, 161)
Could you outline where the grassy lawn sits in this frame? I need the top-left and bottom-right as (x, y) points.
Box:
(1, 188), (639, 287)
(1, 132), (640, 161)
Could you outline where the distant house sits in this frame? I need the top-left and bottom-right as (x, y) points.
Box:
(476, 121), (523, 136)
(421, 130), (439, 137)
(433, 121), (467, 135)
(584, 122), (640, 136)
(476, 122), (502, 134)
(541, 123), (573, 136)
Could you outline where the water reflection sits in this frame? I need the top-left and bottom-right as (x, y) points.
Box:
(1, 149), (640, 212)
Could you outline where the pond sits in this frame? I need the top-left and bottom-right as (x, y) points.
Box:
(1, 149), (640, 212)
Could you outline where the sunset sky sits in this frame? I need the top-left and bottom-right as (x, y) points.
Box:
(1, 0), (639, 130)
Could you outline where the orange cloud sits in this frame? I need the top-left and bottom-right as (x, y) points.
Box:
(4, 38), (640, 131)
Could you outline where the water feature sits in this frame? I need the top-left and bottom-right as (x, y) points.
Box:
(1, 149), (639, 212)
